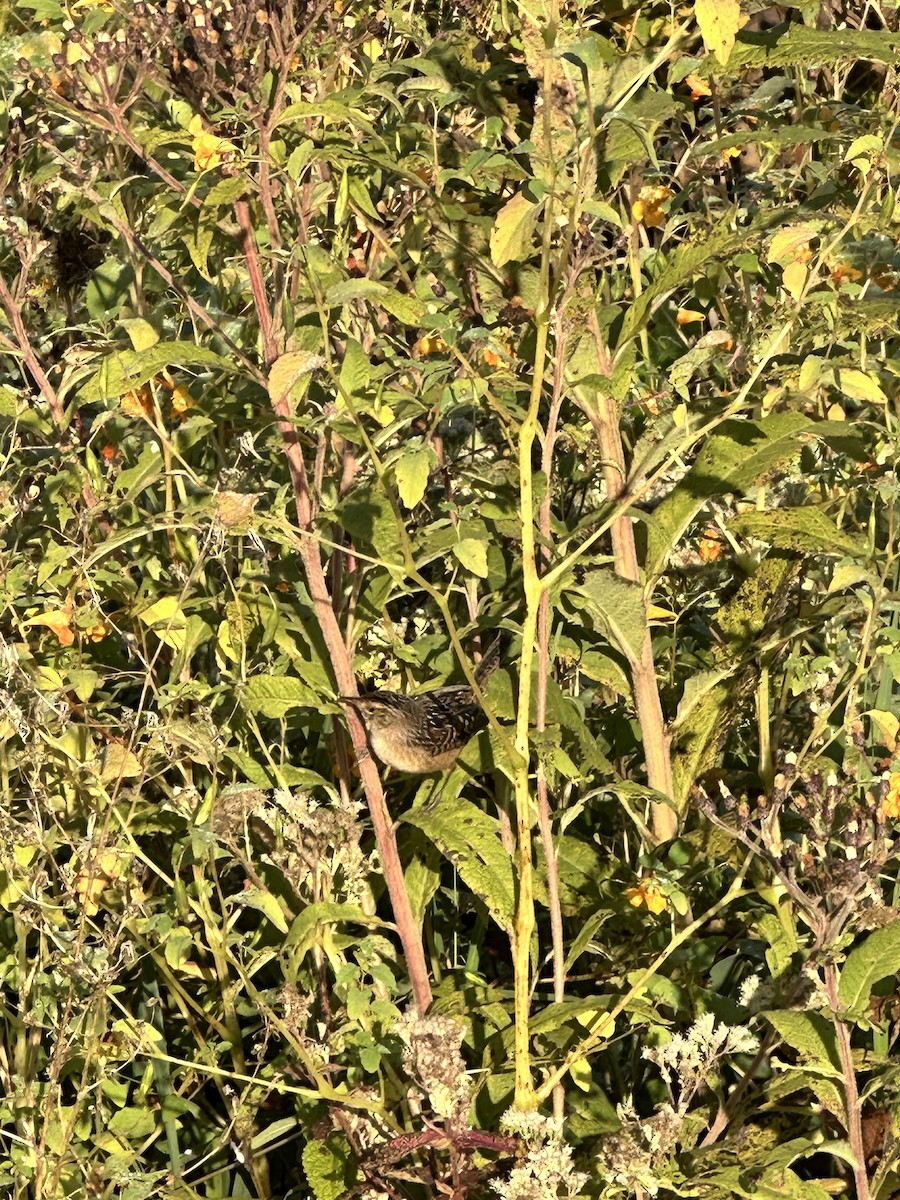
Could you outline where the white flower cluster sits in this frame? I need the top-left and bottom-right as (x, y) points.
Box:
(738, 972), (774, 1013)
(492, 1111), (588, 1200)
(394, 1012), (472, 1123)
(643, 1013), (757, 1108)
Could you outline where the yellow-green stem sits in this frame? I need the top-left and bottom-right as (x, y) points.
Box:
(513, 270), (553, 1113)
(510, 13), (564, 1107)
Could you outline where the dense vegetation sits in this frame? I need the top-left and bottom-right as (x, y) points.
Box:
(1, 0), (900, 1196)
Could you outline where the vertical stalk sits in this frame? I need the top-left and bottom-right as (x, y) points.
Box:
(537, 323), (568, 1121)
(586, 312), (675, 842)
(824, 964), (871, 1200)
(511, 34), (557, 1106)
(239, 199), (433, 1015)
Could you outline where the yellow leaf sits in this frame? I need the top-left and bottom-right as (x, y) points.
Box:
(767, 223), (818, 266)
(100, 743), (143, 782)
(782, 259), (808, 300)
(75, 850), (126, 916)
(827, 403), (845, 422)
(695, 0), (747, 65)
(568, 1059), (593, 1092)
(120, 318), (160, 352)
(138, 597), (187, 651)
(489, 191), (540, 267)
(864, 709), (899, 750)
(647, 604), (677, 622)
(268, 351), (322, 408)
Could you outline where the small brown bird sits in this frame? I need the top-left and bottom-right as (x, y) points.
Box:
(341, 636), (503, 774)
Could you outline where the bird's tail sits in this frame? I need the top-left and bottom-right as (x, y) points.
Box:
(474, 631), (508, 687)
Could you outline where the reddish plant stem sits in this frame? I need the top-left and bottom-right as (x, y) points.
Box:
(271, 400), (432, 1013)
(825, 964), (871, 1200)
(0, 278), (64, 427)
(235, 195), (433, 1014)
(234, 199), (279, 368)
(586, 311), (675, 842)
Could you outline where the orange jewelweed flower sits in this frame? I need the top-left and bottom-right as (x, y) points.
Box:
(627, 878), (668, 914)
(632, 185), (673, 228)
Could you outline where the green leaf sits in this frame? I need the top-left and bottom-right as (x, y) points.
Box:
(404, 838), (442, 930)
(490, 191), (542, 268)
(838, 918), (900, 1016)
(287, 139), (316, 179)
(338, 338), (371, 399)
(698, 26), (900, 74)
(730, 507), (870, 559)
(756, 911), (799, 987)
(203, 174), (247, 206)
(185, 211), (217, 281)
(645, 413), (814, 577)
(116, 444), (164, 502)
(453, 537), (489, 578)
(838, 367), (887, 405)
(120, 318), (160, 352)
(286, 903), (380, 957)
(108, 1107), (157, 1139)
(766, 1069), (844, 1121)
(337, 485), (404, 567)
(617, 229), (745, 346)
(86, 257), (135, 321)
(756, 1168), (834, 1200)
(763, 1010), (842, 1075)
(602, 94), (679, 170)
(699, 128), (840, 157)
(244, 673), (323, 717)
(236, 885), (289, 934)
(66, 669), (99, 703)
(844, 133), (883, 165)
(574, 569), (645, 665)
(404, 797), (515, 932)
(394, 447), (433, 509)
(79, 342), (228, 404)
(303, 1135), (356, 1200)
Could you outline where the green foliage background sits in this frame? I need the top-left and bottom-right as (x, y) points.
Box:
(1, 0), (900, 1196)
